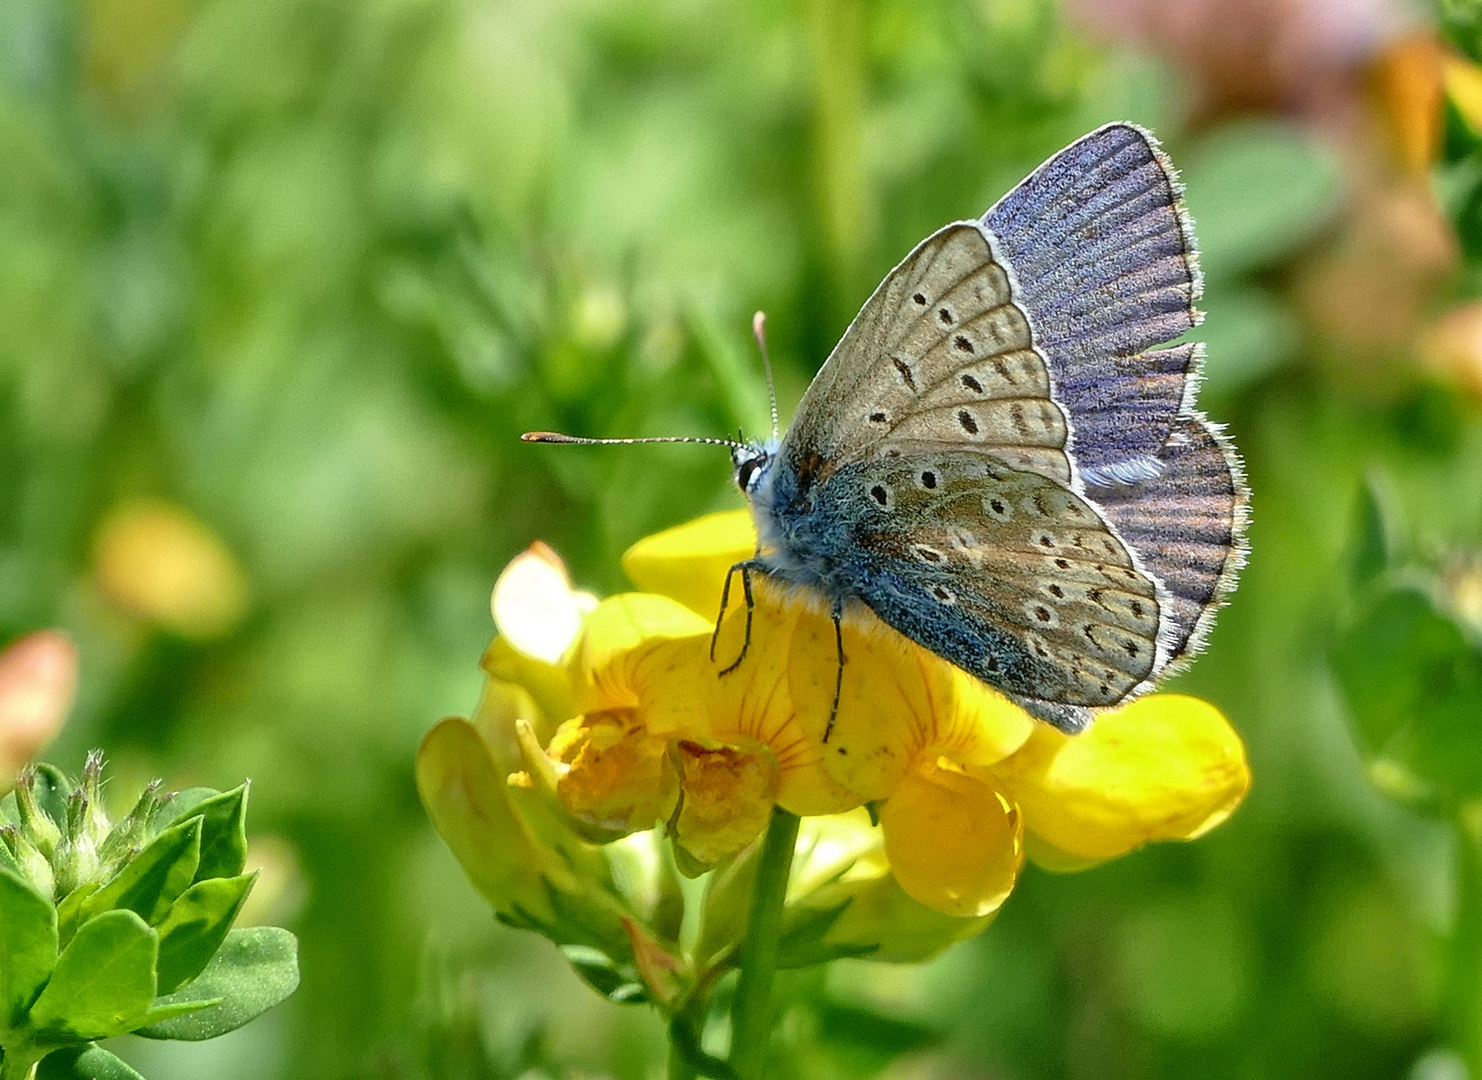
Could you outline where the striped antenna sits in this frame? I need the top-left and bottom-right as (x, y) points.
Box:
(521, 432), (746, 450)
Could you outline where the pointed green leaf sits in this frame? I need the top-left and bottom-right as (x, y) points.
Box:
(136, 926), (298, 1041)
(559, 945), (647, 1005)
(37, 1044), (148, 1080)
(163, 785), (248, 883)
(0, 868), (58, 1029)
(1349, 476), (1396, 588)
(84, 818), (201, 926)
(155, 873), (258, 994)
(778, 898), (872, 969)
(28, 910), (158, 1040)
(30, 765), (71, 829)
(150, 788), (218, 830)
(0, 838), (20, 876)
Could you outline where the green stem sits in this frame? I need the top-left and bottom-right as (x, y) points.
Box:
(727, 808), (800, 1080)
(666, 999), (702, 1080)
(1452, 810), (1482, 1077)
(667, 1038), (699, 1080)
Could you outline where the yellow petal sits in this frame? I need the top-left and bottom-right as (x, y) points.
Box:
(668, 738), (777, 872)
(622, 511), (757, 618)
(416, 717), (563, 921)
(995, 694), (1250, 864)
(491, 541), (592, 664)
(551, 709), (674, 836)
(480, 637), (575, 733)
(568, 593), (713, 722)
(878, 754), (1023, 917)
(1446, 51), (1482, 136)
(784, 600), (1032, 801)
(704, 590), (861, 816)
(820, 873), (996, 962)
(790, 810), (997, 960)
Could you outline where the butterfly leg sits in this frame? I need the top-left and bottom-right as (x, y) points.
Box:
(823, 603), (845, 742)
(711, 559), (764, 676)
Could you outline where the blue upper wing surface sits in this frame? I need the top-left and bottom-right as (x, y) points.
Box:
(983, 122), (1202, 488)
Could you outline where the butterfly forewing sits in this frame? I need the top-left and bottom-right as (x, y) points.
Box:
(783, 224), (1075, 486)
(818, 452), (1161, 728)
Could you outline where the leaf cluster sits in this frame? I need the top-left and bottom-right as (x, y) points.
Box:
(1332, 480), (1482, 812)
(0, 761), (299, 1080)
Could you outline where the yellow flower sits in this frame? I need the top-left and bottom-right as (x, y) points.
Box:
(93, 498), (250, 640)
(625, 511), (1251, 917)
(542, 588), (859, 870)
(445, 513), (1249, 937)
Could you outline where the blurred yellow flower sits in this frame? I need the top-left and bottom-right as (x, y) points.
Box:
(93, 498), (251, 640)
(437, 513), (1250, 929)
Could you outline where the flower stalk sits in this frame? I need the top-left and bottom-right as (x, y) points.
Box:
(1451, 807), (1482, 1077)
(728, 808), (800, 1079)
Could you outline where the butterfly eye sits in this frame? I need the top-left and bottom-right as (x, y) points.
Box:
(736, 458), (761, 493)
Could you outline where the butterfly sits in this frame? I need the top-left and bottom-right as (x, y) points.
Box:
(526, 123), (1249, 736)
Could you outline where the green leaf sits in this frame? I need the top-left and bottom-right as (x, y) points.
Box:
(163, 785), (248, 883)
(55, 884), (100, 948)
(27, 910), (158, 1040)
(1333, 587), (1482, 806)
(0, 838), (20, 876)
(0, 868), (58, 1029)
(778, 899), (874, 969)
(154, 872), (258, 994)
(150, 788), (218, 830)
(817, 1003), (940, 1074)
(36, 1044), (147, 1080)
(30, 765), (71, 830)
(1195, 287), (1300, 394)
(558, 945), (647, 1005)
(1348, 476), (1397, 589)
(134, 996), (223, 1027)
(136, 926), (298, 1041)
(83, 818), (202, 927)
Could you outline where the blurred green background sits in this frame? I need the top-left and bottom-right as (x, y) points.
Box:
(7, 0), (1482, 1076)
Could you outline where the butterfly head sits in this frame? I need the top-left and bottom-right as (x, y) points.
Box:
(731, 442), (774, 497)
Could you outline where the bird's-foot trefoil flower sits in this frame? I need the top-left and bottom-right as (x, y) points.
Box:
(418, 513), (1251, 1078)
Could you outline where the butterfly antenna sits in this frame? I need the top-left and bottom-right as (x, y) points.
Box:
(521, 432), (747, 450)
(753, 311), (780, 441)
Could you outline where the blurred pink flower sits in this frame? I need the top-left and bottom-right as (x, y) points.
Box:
(1070, 0), (1410, 124)
(0, 631), (77, 792)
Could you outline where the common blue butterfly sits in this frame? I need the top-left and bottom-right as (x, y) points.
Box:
(527, 123), (1249, 735)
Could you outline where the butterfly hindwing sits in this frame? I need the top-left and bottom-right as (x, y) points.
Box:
(813, 451), (1162, 731)
(1087, 413), (1248, 668)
